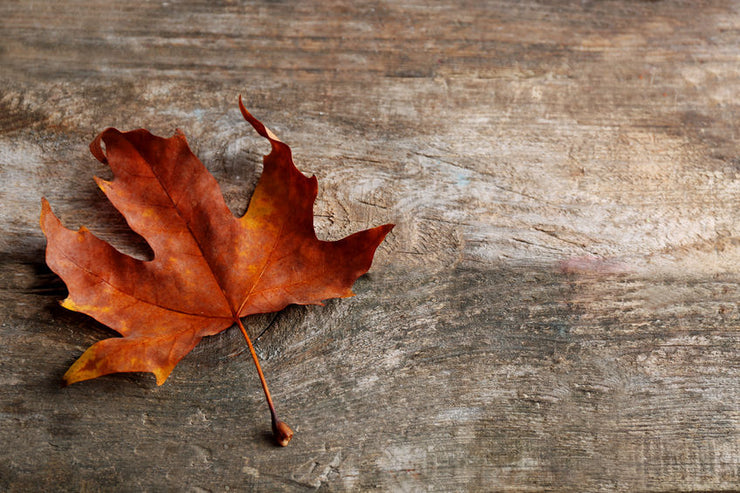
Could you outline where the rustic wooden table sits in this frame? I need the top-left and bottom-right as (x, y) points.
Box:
(1, 1), (738, 491)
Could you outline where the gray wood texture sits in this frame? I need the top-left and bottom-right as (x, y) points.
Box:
(1, 1), (738, 491)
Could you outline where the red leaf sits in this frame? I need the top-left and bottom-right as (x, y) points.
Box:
(41, 98), (393, 445)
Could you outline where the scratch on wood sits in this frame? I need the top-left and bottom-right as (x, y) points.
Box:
(357, 199), (390, 210)
(533, 226), (595, 253)
(512, 237), (563, 252)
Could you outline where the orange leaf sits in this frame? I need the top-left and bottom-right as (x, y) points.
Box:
(41, 99), (393, 444)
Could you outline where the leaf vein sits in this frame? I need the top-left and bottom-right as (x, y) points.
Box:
(55, 245), (230, 320)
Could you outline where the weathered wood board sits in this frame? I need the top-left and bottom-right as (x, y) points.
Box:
(1, 1), (738, 490)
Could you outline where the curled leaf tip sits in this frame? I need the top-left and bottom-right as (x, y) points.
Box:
(238, 96), (281, 142)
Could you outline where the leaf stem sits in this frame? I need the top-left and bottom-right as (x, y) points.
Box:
(236, 317), (293, 446)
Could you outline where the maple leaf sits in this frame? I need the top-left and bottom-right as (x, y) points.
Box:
(40, 98), (393, 445)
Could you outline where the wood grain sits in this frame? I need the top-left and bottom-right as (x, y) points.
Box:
(1, 0), (738, 490)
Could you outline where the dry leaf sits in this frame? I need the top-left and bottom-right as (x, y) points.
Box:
(40, 98), (393, 445)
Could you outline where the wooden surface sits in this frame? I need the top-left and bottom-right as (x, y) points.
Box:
(1, 1), (739, 491)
